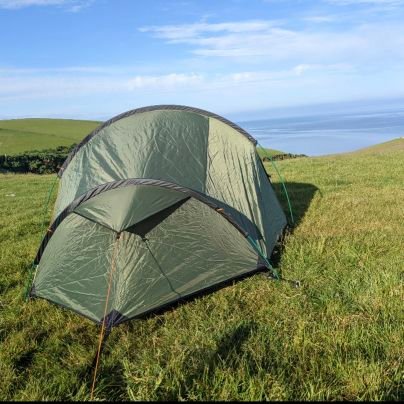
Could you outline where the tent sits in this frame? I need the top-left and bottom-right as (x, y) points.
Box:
(30, 105), (287, 329)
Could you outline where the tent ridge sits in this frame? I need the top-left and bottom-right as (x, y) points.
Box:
(58, 104), (257, 177)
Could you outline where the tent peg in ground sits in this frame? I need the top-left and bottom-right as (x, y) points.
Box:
(266, 271), (301, 288)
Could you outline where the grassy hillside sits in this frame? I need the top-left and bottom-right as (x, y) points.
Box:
(0, 119), (100, 155)
(0, 140), (402, 400)
(256, 146), (285, 157)
(349, 137), (404, 155)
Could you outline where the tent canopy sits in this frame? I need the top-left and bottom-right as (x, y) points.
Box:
(31, 105), (287, 327)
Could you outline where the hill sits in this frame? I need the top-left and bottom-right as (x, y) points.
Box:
(0, 118), (100, 155)
(0, 139), (402, 400)
(349, 137), (404, 155)
(256, 146), (285, 157)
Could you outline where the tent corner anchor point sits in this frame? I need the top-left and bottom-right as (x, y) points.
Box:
(266, 271), (301, 288)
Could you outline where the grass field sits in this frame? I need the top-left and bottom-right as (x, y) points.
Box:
(0, 138), (403, 401)
(0, 119), (100, 155)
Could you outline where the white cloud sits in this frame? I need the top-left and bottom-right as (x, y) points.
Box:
(0, 0), (92, 11)
(140, 20), (404, 65)
(140, 20), (281, 41)
(1, 63), (404, 118)
(127, 73), (203, 90)
(303, 15), (336, 23)
(0, 66), (135, 75)
(0, 70), (206, 99)
(0, 65), (358, 101)
(0, 0), (65, 7)
(292, 63), (354, 76)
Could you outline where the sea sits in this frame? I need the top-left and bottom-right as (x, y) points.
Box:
(238, 107), (404, 156)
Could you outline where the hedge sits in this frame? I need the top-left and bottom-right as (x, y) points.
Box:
(262, 153), (307, 161)
(0, 146), (307, 175)
(0, 145), (75, 174)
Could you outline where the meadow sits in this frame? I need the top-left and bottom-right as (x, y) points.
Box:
(0, 119), (100, 155)
(0, 130), (403, 400)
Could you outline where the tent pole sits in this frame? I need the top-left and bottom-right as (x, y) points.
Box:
(90, 232), (121, 400)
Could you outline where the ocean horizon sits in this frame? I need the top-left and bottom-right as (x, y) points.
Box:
(238, 107), (404, 156)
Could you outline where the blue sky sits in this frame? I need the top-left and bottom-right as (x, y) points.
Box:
(1, 0), (404, 120)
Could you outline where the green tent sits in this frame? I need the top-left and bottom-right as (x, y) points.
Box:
(30, 105), (287, 328)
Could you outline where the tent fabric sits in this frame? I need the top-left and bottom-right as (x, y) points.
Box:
(32, 105), (287, 327)
(34, 179), (251, 264)
(58, 105), (256, 175)
(53, 106), (285, 257)
(33, 186), (261, 325)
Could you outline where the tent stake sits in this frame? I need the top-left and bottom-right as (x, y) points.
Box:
(266, 271), (301, 288)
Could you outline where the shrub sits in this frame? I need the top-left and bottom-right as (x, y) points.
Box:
(262, 153), (307, 161)
(0, 144), (75, 174)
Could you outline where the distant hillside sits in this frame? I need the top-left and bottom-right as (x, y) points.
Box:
(256, 146), (285, 157)
(0, 118), (100, 155)
(349, 137), (404, 155)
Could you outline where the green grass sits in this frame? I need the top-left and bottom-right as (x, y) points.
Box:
(0, 119), (100, 155)
(256, 146), (285, 157)
(349, 137), (404, 155)
(0, 139), (403, 400)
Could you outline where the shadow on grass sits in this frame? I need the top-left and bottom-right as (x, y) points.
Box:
(110, 182), (319, 324)
(270, 182), (319, 269)
(214, 321), (258, 365)
(81, 182), (319, 398)
(160, 321), (259, 401)
(272, 181), (319, 229)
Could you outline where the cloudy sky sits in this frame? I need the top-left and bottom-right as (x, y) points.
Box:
(1, 0), (404, 120)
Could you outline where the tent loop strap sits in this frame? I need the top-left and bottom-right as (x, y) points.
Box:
(257, 143), (295, 225)
(266, 271), (301, 288)
(24, 174), (58, 301)
(246, 235), (300, 287)
(90, 231), (121, 400)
